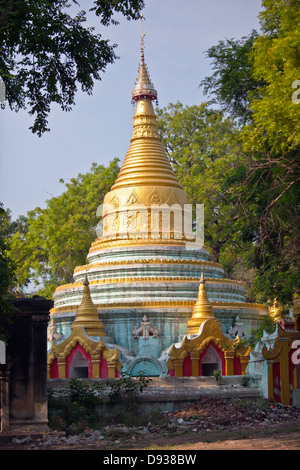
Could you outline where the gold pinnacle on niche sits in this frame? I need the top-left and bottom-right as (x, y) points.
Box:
(186, 271), (215, 334)
(72, 274), (106, 337)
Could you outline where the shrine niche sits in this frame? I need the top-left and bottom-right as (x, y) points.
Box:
(47, 275), (121, 379)
(166, 318), (250, 378)
(261, 301), (300, 406)
(167, 273), (250, 378)
(47, 325), (121, 379)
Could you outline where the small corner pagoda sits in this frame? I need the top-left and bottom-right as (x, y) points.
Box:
(47, 276), (121, 379)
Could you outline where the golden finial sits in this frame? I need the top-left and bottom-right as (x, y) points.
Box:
(72, 274), (106, 337)
(186, 270), (215, 334)
(141, 13), (145, 51)
(132, 13), (157, 103)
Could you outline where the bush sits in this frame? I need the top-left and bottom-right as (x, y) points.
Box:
(107, 372), (152, 401)
(47, 374), (152, 433)
(248, 315), (276, 348)
(241, 376), (251, 387)
(213, 369), (222, 382)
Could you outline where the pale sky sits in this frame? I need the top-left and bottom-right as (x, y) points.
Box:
(0, 0), (262, 220)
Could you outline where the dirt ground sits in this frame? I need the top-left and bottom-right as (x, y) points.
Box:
(1, 423), (299, 451)
(1, 397), (300, 451)
(133, 423), (300, 450)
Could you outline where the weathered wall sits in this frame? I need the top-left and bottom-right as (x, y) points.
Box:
(5, 296), (52, 431)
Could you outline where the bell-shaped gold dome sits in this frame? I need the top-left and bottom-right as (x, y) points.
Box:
(186, 271), (215, 334)
(72, 275), (106, 337)
(111, 98), (184, 191)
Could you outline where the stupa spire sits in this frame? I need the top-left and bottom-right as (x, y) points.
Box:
(97, 24), (190, 242)
(132, 20), (157, 103)
(186, 271), (215, 334)
(72, 274), (106, 337)
(110, 30), (183, 192)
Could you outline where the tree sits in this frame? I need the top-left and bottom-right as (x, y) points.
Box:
(0, 0), (144, 136)
(198, 0), (300, 306)
(222, 159), (299, 305)
(239, 0), (300, 305)
(0, 204), (16, 342)
(8, 158), (120, 297)
(200, 30), (265, 125)
(219, 0), (300, 306)
(156, 102), (245, 264)
(244, 0), (300, 155)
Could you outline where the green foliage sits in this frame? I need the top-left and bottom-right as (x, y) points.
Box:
(8, 159), (120, 297)
(220, 251), (258, 303)
(241, 376), (251, 387)
(48, 378), (105, 432)
(213, 369), (222, 382)
(0, 204), (16, 342)
(0, 0), (144, 136)
(247, 315), (277, 348)
(201, 0), (300, 306)
(237, 1), (300, 305)
(222, 156), (299, 305)
(67, 377), (105, 404)
(156, 102), (244, 264)
(200, 30), (265, 125)
(244, 0), (300, 155)
(47, 375), (152, 432)
(107, 371), (152, 401)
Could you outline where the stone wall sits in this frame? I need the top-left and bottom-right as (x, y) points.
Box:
(1, 296), (52, 432)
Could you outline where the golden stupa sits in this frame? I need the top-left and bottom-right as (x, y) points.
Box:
(50, 31), (268, 378)
(94, 33), (191, 245)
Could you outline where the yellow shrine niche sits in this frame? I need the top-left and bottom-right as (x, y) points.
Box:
(167, 318), (250, 378)
(261, 297), (300, 406)
(47, 326), (121, 379)
(47, 277), (121, 379)
(167, 276), (251, 377)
